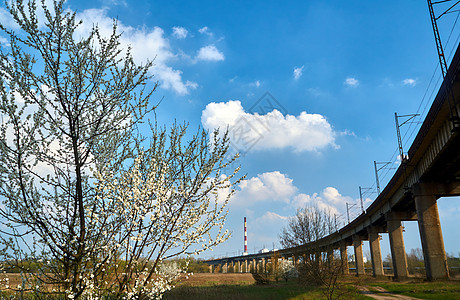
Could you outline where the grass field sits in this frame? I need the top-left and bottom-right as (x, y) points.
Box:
(163, 273), (364, 300)
(163, 273), (460, 300)
(367, 280), (460, 300)
(2, 272), (460, 299)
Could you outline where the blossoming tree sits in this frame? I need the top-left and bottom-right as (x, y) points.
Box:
(0, 0), (240, 298)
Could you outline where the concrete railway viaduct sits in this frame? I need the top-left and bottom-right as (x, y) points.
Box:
(204, 43), (460, 281)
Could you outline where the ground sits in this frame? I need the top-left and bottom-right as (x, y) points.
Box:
(163, 273), (460, 300)
(358, 286), (421, 300)
(2, 272), (460, 299)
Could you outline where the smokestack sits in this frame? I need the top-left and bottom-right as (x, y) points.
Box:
(244, 217), (248, 255)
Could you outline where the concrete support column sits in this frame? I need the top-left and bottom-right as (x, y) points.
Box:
(387, 212), (409, 280)
(252, 259), (256, 273)
(223, 262), (228, 273)
(368, 230), (384, 277)
(244, 260), (248, 273)
(274, 256), (279, 274)
(315, 251), (322, 268)
(340, 243), (349, 275)
(209, 264), (213, 273)
(237, 261), (242, 273)
(327, 249), (334, 263)
(230, 261), (234, 273)
(414, 183), (449, 280)
(353, 236), (365, 275)
(261, 258), (266, 273)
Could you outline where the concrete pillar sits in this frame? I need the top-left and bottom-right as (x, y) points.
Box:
(237, 261), (241, 273)
(244, 260), (248, 273)
(368, 231), (384, 277)
(340, 243), (349, 275)
(274, 255), (279, 274)
(261, 258), (265, 273)
(327, 249), (334, 263)
(387, 212), (409, 280)
(209, 264), (213, 273)
(230, 261), (234, 273)
(353, 236), (365, 275)
(223, 262), (228, 273)
(252, 259), (256, 273)
(414, 183), (449, 280)
(316, 251), (323, 264)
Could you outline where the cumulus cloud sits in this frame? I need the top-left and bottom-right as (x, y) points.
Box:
(196, 45), (225, 62)
(223, 170), (369, 249)
(74, 8), (197, 95)
(172, 26), (188, 39)
(233, 171), (297, 206)
(293, 65), (304, 80)
(403, 78), (417, 87)
(201, 100), (338, 152)
(292, 187), (353, 215)
(231, 171), (362, 222)
(344, 77), (359, 87)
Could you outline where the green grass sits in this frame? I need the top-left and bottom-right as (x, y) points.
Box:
(367, 280), (460, 300)
(163, 280), (364, 300)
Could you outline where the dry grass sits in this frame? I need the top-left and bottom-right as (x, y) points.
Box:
(0, 273), (23, 290)
(177, 273), (255, 286)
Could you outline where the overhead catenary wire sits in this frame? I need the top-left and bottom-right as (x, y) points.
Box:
(358, 6), (460, 216)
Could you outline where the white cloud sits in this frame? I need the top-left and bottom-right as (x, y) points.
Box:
(220, 171), (367, 251)
(229, 76), (238, 83)
(198, 26), (212, 36)
(196, 45), (225, 62)
(201, 100), (338, 152)
(2, 5), (203, 95)
(233, 171), (297, 206)
(0, 36), (9, 47)
(0, 7), (17, 29)
(403, 78), (417, 87)
(185, 80), (198, 89)
(293, 65), (304, 80)
(231, 171), (360, 222)
(344, 77), (359, 87)
(74, 8), (196, 95)
(172, 26), (188, 39)
(292, 187), (353, 215)
(259, 211), (289, 222)
(0, 0), (55, 29)
(250, 80), (261, 87)
(102, 0), (128, 6)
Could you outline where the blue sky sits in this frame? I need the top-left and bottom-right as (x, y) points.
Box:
(4, 0), (460, 260)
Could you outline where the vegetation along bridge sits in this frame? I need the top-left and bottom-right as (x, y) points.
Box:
(205, 39), (460, 282)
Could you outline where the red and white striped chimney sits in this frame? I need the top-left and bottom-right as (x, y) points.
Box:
(243, 217), (248, 255)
